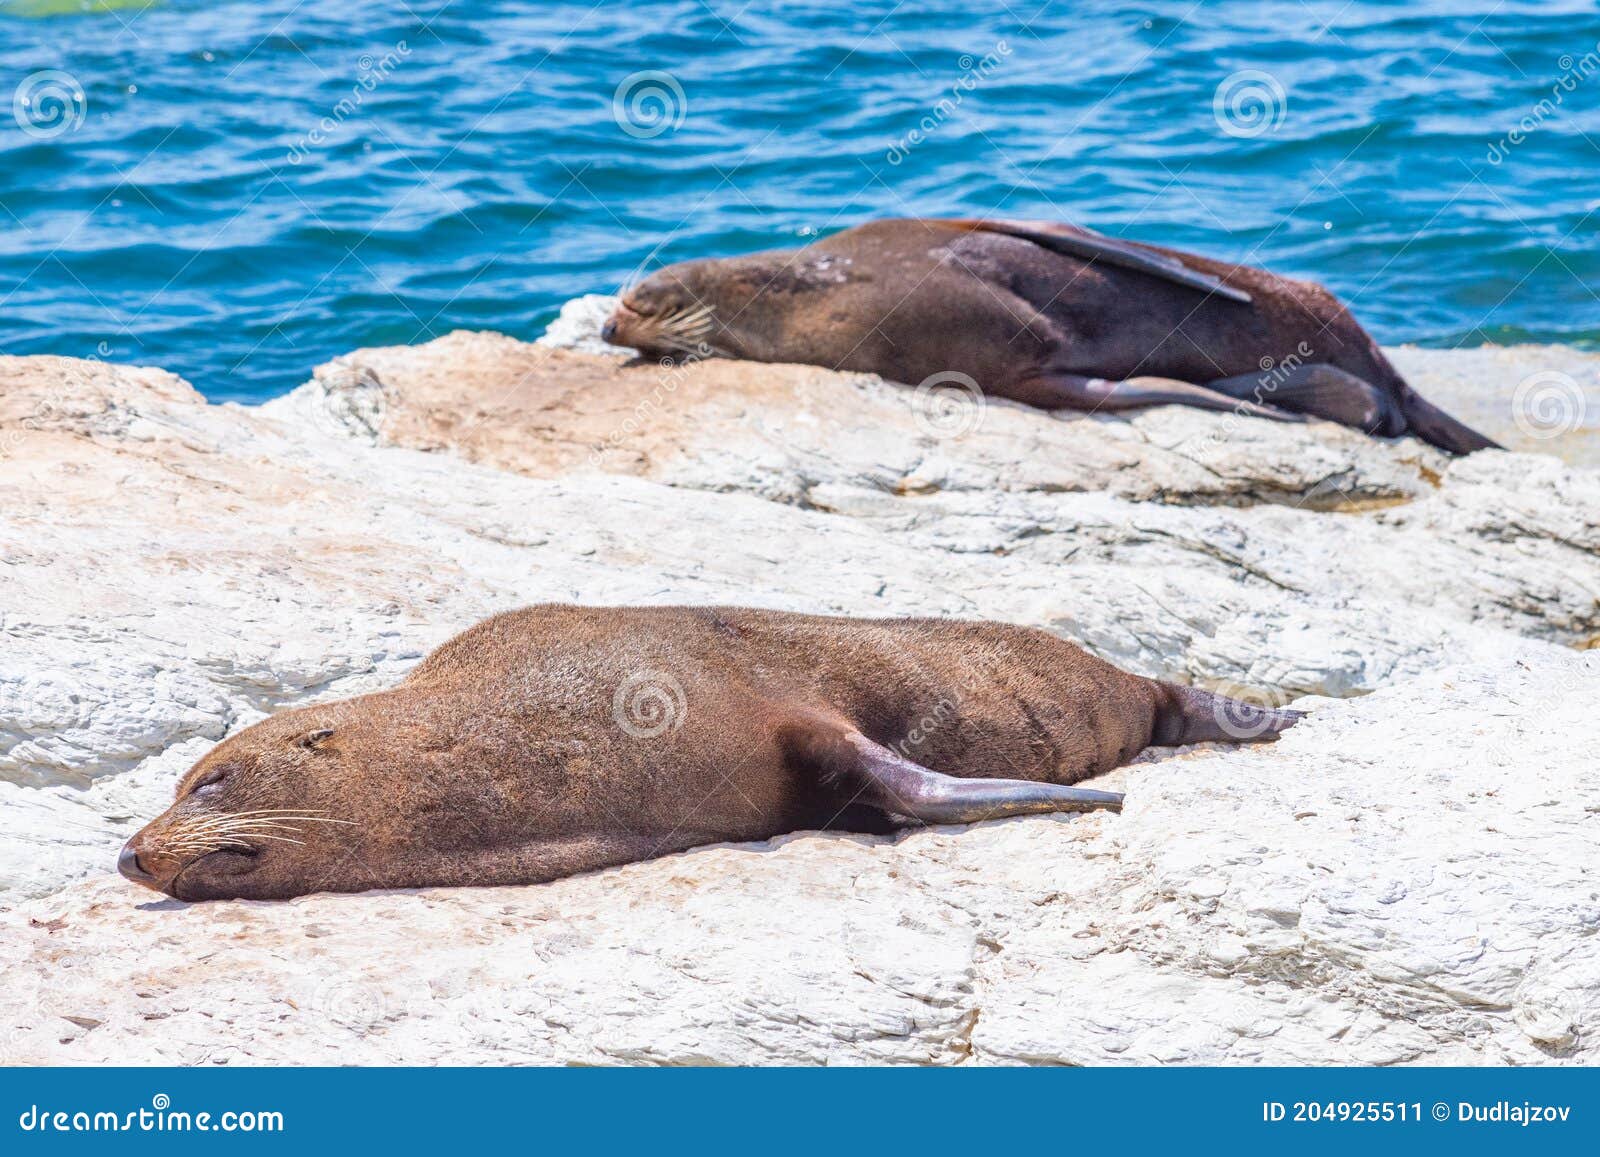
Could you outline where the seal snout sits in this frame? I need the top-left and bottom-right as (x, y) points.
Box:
(116, 827), (191, 895)
(602, 301), (641, 347)
(117, 840), (157, 888)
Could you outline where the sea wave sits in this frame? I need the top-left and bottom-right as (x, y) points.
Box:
(1, 0), (1598, 400)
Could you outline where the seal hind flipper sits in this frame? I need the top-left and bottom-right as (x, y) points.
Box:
(1151, 684), (1302, 746)
(1205, 363), (1502, 451)
(1006, 371), (1302, 423)
(950, 218), (1254, 305)
(822, 729), (1123, 825)
(1206, 363), (1406, 436)
(1396, 389), (1503, 454)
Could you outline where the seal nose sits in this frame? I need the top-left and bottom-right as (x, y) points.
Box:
(600, 317), (619, 343)
(117, 842), (155, 885)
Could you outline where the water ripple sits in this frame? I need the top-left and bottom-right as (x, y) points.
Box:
(1, 0), (1597, 399)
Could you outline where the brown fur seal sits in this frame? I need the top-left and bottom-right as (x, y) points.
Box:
(602, 217), (1498, 454)
(117, 605), (1300, 901)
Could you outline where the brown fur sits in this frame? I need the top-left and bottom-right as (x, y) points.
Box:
(118, 605), (1293, 901)
(603, 217), (1497, 453)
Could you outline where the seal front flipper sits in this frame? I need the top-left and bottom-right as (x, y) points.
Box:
(948, 218), (1253, 305)
(1005, 371), (1303, 423)
(793, 725), (1123, 825)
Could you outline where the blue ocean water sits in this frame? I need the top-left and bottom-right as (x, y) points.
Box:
(0, 0), (1597, 402)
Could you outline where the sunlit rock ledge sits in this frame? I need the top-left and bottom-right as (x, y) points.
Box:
(0, 321), (1597, 1064)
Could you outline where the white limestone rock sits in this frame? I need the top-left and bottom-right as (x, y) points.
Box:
(2, 649), (1594, 1066)
(1, 323), (1597, 1065)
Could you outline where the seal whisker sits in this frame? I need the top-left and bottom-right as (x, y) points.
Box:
(661, 306), (713, 331)
(196, 808), (343, 818)
(169, 809), (305, 825)
(165, 839), (246, 855)
(170, 812), (356, 830)
(190, 825), (304, 840)
(185, 823), (305, 839)
(154, 812), (353, 861)
(165, 832), (307, 852)
(655, 330), (719, 357)
(666, 318), (714, 339)
(665, 305), (713, 329)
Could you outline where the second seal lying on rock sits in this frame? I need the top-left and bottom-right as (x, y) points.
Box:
(118, 604), (1299, 901)
(602, 217), (1499, 454)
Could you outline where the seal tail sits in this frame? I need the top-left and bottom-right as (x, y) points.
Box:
(1355, 339), (1502, 454)
(1151, 683), (1302, 746)
(1396, 389), (1502, 455)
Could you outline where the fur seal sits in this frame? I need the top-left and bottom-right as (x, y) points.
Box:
(118, 605), (1299, 901)
(601, 217), (1498, 454)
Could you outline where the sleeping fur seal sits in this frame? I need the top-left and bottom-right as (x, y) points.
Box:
(602, 217), (1498, 454)
(118, 605), (1300, 901)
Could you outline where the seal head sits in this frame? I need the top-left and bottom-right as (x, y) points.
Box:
(117, 700), (481, 901)
(602, 247), (860, 364)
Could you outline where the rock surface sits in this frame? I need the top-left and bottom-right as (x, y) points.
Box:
(1, 317), (1597, 1064)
